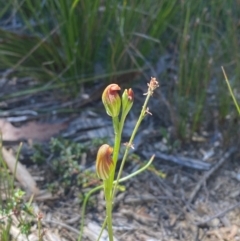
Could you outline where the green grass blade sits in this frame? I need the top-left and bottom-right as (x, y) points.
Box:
(222, 66), (240, 115)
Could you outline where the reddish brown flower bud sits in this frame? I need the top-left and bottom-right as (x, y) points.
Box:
(121, 88), (134, 116)
(96, 144), (114, 180)
(102, 84), (121, 117)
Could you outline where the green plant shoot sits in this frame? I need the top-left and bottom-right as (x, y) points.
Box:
(222, 67), (240, 115)
(93, 78), (159, 241)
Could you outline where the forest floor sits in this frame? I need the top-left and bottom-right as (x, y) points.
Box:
(0, 75), (240, 241)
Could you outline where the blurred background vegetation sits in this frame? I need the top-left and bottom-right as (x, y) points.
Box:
(0, 0), (239, 140)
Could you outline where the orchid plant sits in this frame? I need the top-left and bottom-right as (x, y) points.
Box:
(78, 78), (159, 241)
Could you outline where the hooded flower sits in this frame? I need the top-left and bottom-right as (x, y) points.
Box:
(96, 144), (114, 180)
(121, 88), (134, 117)
(102, 84), (121, 117)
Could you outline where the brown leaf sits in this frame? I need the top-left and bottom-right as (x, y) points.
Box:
(0, 119), (67, 141)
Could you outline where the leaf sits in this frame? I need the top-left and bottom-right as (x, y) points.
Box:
(0, 119), (67, 141)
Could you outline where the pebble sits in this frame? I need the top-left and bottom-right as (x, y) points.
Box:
(208, 218), (220, 227)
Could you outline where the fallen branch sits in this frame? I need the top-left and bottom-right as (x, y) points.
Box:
(154, 151), (211, 171)
(188, 147), (237, 204)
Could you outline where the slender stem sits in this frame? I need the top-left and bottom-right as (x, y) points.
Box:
(79, 156), (154, 241)
(222, 66), (240, 115)
(96, 217), (107, 241)
(104, 116), (121, 198)
(97, 155), (155, 241)
(112, 89), (152, 199)
(103, 179), (113, 241)
(116, 155), (155, 182)
(106, 199), (114, 241)
(79, 81), (158, 241)
(78, 185), (103, 241)
(38, 216), (43, 241)
(112, 116), (122, 176)
(103, 116), (122, 241)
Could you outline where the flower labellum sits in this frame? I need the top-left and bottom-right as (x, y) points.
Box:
(96, 144), (114, 180)
(121, 88), (134, 117)
(102, 84), (121, 117)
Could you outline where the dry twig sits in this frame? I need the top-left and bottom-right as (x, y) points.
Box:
(196, 202), (240, 227)
(188, 147), (237, 204)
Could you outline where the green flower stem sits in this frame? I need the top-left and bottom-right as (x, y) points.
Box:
(96, 217), (107, 241)
(112, 88), (152, 199)
(104, 86), (152, 240)
(104, 116), (122, 241)
(110, 116), (122, 186)
(97, 155), (155, 241)
(103, 179), (113, 241)
(106, 199), (114, 241)
(103, 111), (131, 241)
(78, 155), (154, 241)
(78, 185), (102, 241)
(79, 81), (157, 241)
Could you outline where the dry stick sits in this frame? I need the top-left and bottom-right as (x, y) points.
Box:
(43, 219), (80, 235)
(196, 202), (240, 227)
(188, 147), (237, 204)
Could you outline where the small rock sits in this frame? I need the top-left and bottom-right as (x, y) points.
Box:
(208, 218), (220, 227)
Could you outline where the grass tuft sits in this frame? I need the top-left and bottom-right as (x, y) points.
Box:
(0, 0), (240, 139)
